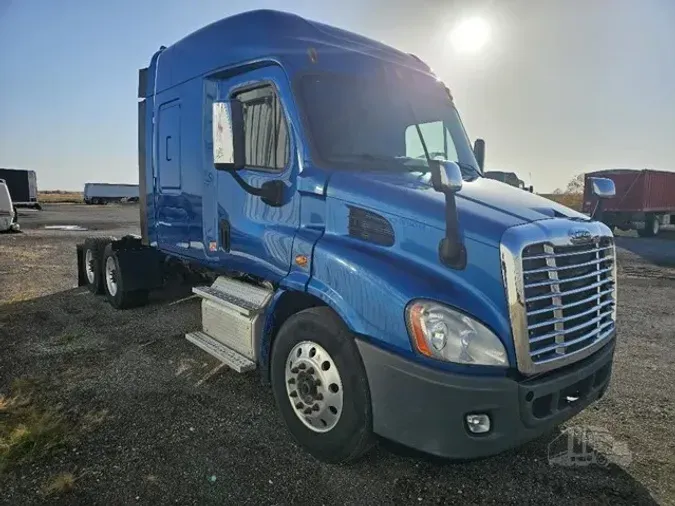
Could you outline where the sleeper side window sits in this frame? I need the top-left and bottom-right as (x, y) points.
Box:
(233, 85), (289, 171)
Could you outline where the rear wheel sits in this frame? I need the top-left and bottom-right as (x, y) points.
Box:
(83, 237), (115, 294)
(639, 214), (661, 237)
(650, 215), (661, 236)
(102, 244), (148, 309)
(271, 307), (374, 463)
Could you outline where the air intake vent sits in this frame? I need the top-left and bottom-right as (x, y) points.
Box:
(348, 207), (394, 247)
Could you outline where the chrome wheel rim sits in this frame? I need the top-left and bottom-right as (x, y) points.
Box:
(85, 249), (95, 284)
(285, 341), (343, 433)
(105, 256), (118, 296)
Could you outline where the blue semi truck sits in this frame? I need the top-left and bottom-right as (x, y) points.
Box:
(77, 10), (618, 463)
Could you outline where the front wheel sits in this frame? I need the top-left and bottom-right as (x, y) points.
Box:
(271, 307), (374, 463)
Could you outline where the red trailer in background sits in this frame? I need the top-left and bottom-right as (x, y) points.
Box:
(583, 169), (675, 237)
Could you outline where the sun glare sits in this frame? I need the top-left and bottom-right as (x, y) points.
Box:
(449, 17), (491, 54)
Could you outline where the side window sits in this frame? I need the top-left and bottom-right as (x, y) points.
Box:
(233, 85), (289, 170)
(405, 121), (458, 162)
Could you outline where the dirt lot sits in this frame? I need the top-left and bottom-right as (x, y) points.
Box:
(1, 204), (674, 505)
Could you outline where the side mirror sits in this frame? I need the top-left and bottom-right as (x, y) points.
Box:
(431, 160), (466, 269)
(430, 160), (463, 194)
(589, 177), (615, 222)
(213, 101), (245, 170)
(589, 177), (615, 198)
(473, 138), (485, 171)
(212, 100), (285, 207)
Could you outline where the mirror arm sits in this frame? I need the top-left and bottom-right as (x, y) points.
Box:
(229, 170), (261, 195)
(228, 170), (285, 207)
(439, 190), (467, 269)
(591, 198), (604, 222)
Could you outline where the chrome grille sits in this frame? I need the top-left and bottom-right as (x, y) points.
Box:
(522, 238), (616, 365)
(500, 219), (617, 375)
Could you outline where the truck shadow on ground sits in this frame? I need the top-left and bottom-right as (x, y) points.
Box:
(0, 289), (659, 505)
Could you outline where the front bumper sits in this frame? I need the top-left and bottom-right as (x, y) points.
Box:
(356, 337), (615, 459)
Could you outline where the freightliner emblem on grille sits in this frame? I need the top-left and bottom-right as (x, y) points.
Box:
(568, 228), (594, 244)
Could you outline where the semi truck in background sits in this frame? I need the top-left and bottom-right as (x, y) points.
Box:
(76, 10), (619, 463)
(583, 169), (675, 237)
(0, 168), (40, 209)
(84, 183), (139, 205)
(484, 171), (534, 192)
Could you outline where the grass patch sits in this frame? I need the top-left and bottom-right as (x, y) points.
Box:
(2, 292), (36, 304)
(42, 472), (77, 497)
(38, 191), (83, 204)
(0, 378), (109, 474)
(0, 381), (69, 473)
(53, 330), (83, 346)
(80, 409), (108, 432)
(10, 377), (41, 394)
(0, 245), (45, 263)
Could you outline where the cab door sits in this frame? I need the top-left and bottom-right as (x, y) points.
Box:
(155, 100), (189, 250)
(214, 66), (300, 281)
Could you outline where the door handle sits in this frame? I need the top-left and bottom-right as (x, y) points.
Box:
(219, 219), (231, 252)
(165, 135), (172, 161)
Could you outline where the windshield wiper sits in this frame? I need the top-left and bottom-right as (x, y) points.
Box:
(455, 161), (481, 180)
(330, 154), (431, 173)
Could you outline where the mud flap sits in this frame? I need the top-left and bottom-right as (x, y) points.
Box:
(76, 244), (87, 287)
(114, 247), (164, 292)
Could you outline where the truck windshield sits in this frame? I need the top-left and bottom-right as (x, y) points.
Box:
(297, 68), (481, 179)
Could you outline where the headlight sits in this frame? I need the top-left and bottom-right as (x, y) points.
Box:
(406, 300), (508, 367)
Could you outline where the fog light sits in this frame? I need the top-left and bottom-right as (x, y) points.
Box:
(466, 414), (491, 434)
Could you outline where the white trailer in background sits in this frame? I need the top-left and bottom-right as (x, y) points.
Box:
(0, 180), (19, 232)
(84, 183), (139, 205)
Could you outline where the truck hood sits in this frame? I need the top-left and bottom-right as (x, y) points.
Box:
(327, 170), (589, 247)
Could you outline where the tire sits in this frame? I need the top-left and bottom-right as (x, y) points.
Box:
(271, 307), (374, 464)
(83, 237), (115, 294)
(650, 215), (661, 237)
(101, 244), (149, 309)
(11, 206), (18, 224)
(640, 214), (660, 238)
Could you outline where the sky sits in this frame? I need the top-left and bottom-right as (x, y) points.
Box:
(1, 0), (674, 192)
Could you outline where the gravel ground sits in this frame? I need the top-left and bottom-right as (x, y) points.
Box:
(0, 204), (674, 505)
